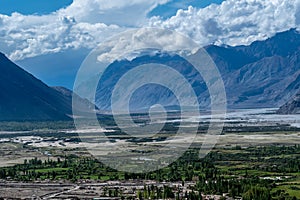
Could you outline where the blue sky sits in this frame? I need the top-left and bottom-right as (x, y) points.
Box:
(0, 0), (299, 89)
(0, 0), (226, 89)
(149, 0), (224, 19)
(0, 0), (73, 15)
(0, 0), (222, 17)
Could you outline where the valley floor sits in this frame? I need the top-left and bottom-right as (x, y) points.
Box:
(0, 109), (299, 199)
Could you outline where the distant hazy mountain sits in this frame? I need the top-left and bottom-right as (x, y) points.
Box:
(53, 86), (97, 116)
(94, 29), (300, 111)
(214, 29), (300, 108)
(6, 29), (300, 120)
(95, 53), (209, 111)
(0, 53), (92, 121)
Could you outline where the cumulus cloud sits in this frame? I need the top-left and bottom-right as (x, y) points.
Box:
(149, 0), (300, 46)
(1, 0), (300, 61)
(0, 12), (122, 61)
(0, 0), (170, 61)
(60, 0), (170, 26)
(95, 28), (199, 63)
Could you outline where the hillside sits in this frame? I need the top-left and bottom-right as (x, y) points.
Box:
(277, 92), (300, 114)
(92, 29), (300, 111)
(0, 53), (89, 121)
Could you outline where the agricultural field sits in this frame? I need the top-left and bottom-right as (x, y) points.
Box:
(0, 109), (299, 199)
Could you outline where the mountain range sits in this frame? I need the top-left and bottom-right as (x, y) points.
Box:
(0, 29), (300, 120)
(208, 29), (300, 108)
(0, 53), (93, 121)
(94, 29), (300, 111)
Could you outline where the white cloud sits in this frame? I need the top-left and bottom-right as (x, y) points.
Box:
(0, 12), (122, 61)
(95, 28), (199, 63)
(0, 0), (170, 61)
(1, 0), (300, 62)
(60, 0), (170, 26)
(149, 0), (300, 46)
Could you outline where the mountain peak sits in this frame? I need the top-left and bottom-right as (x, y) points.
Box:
(0, 54), (73, 121)
(93, 29), (300, 111)
(236, 28), (300, 59)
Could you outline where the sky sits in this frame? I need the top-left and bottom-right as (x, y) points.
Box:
(0, 0), (300, 89)
(0, 0), (73, 15)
